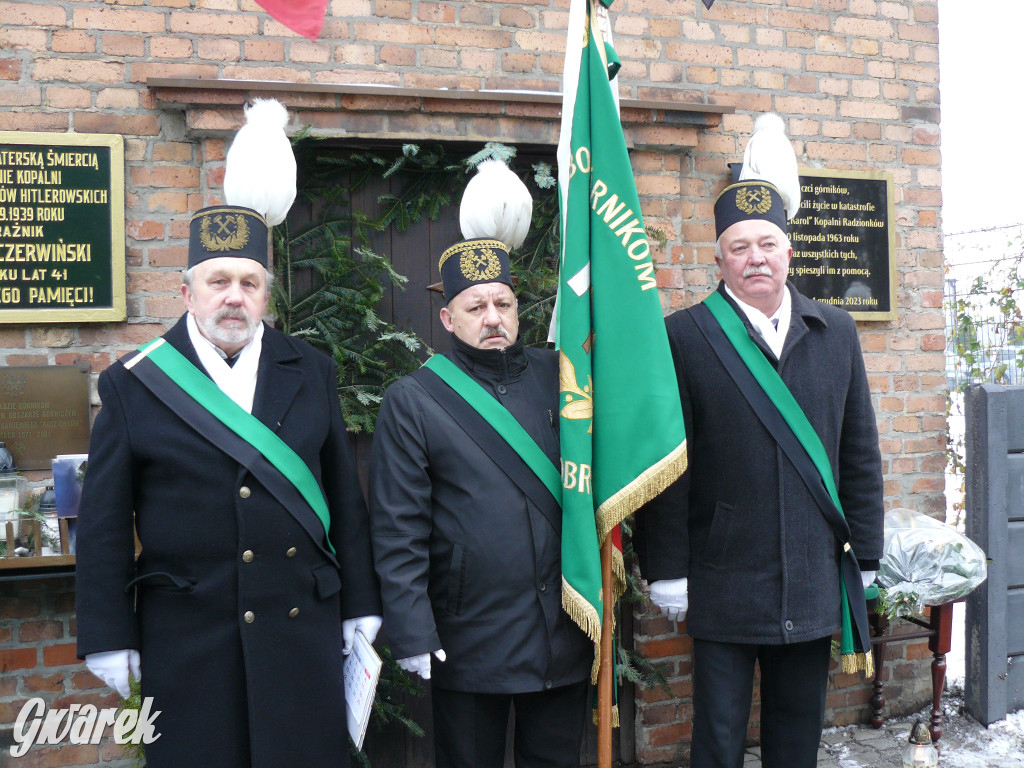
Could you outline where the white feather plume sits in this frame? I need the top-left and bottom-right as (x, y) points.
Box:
(223, 98), (297, 227)
(459, 158), (533, 250)
(739, 113), (801, 220)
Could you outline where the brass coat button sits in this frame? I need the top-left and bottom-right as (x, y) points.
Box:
(242, 550), (254, 563)
(244, 611), (255, 624)
(286, 547), (297, 558)
(239, 486), (251, 499)
(288, 607), (300, 618)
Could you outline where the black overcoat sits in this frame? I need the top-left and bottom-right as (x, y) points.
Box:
(369, 337), (592, 692)
(75, 315), (381, 768)
(635, 282), (884, 645)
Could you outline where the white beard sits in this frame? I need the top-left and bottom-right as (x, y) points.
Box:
(197, 307), (259, 347)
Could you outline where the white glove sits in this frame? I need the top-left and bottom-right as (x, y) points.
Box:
(861, 570), (876, 590)
(650, 578), (689, 622)
(85, 649), (141, 699)
(397, 649), (447, 680)
(342, 615), (383, 654)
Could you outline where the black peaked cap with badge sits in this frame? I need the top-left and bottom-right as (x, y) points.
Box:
(439, 238), (514, 301)
(188, 206), (269, 269)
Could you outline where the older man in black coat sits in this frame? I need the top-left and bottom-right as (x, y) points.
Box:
(635, 171), (884, 768)
(369, 238), (593, 768)
(76, 205), (382, 768)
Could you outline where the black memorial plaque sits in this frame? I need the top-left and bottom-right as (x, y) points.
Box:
(787, 169), (896, 321)
(0, 366), (91, 470)
(0, 132), (125, 323)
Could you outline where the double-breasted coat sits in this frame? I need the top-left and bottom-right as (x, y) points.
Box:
(369, 336), (593, 693)
(635, 282), (884, 645)
(75, 315), (381, 768)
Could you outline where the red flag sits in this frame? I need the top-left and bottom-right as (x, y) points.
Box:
(255, 0), (328, 40)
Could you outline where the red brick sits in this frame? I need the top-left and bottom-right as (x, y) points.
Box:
(198, 38), (241, 61)
(648, 721), (692, 746)
(377, 0), (412, 19)
(126, 220), (166, 241)
(130, 166), (201, 188)
(0, 647), (38, 671)
(33, 58), (124, 84)
(146, 296), (186, 318)
(0, 58), (20, 80)
(127, 270), (185, 294)
(354, 21), (433, 45)
(150, 36), (194, 58)
(129, 61), (219, 83)
(53, 353), (110, 371)
(43, 643), (80, 667)
(416, 2), (452, 22)
(1, 2), (67, 26)
(168, 11), (258, 35)
(102, 34), (146, 57)
(381, 45), (417, 67)
(24, 672), (65, 693)
(52, 29), (96, 53)
(75, 112), (160, 136)
(1, 596), (42, 619)
(18, 619), (64, 642)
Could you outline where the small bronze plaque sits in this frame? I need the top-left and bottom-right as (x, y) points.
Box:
(0, 366), (90, 470)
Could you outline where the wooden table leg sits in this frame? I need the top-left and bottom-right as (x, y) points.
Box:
(927, 602), (954, 743)
(869, 610), (889, 728)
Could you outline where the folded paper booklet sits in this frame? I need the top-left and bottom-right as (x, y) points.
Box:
(343, 630), (382, 750)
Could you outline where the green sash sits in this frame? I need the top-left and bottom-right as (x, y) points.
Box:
(129, 337), (334, 552)
(422, 354), (563, 507)
(702, 291), (872, 674)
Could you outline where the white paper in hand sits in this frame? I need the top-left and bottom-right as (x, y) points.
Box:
(343, 630), (382, 750)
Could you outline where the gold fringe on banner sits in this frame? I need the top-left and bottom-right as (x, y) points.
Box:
(596, 440), (687, 543)
(591, 704), (620, 728)
(563, 577), (603, 682)
(840, 651), (874, 678)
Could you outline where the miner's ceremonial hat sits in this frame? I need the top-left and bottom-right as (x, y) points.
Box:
(188, 206), (269, 269)
(438, 238), (514, 301)
(713, 181), (788, 240)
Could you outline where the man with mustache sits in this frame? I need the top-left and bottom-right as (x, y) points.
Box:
(75, 203), (382, 767)
(369, 237), (593, 768)
(635, 115), (884, 768)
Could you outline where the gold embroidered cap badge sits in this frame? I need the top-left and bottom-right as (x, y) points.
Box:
(199, 212), (251, 253)
(460, 247), (501, 282)
(735, 187), (774, 216)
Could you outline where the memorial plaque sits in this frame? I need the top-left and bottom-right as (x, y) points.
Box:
(0, 366), (91, 470)
(787, 168), (896, 321)
(0, 132), (125, 323)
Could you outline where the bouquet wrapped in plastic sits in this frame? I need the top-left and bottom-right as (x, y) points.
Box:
(876, 508), (987, 618)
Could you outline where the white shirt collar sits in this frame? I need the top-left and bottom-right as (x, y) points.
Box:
(723, 283), (791, 360)
(186, 313), (263, 413)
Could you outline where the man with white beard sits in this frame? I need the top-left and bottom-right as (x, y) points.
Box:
(76, 99), (381, 768)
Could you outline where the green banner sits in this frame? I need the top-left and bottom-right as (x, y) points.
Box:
(555, 0), (688, 674)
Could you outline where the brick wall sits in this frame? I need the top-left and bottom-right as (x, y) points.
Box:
(1, 1), (945, 765)
(0, 576), (132, 766)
